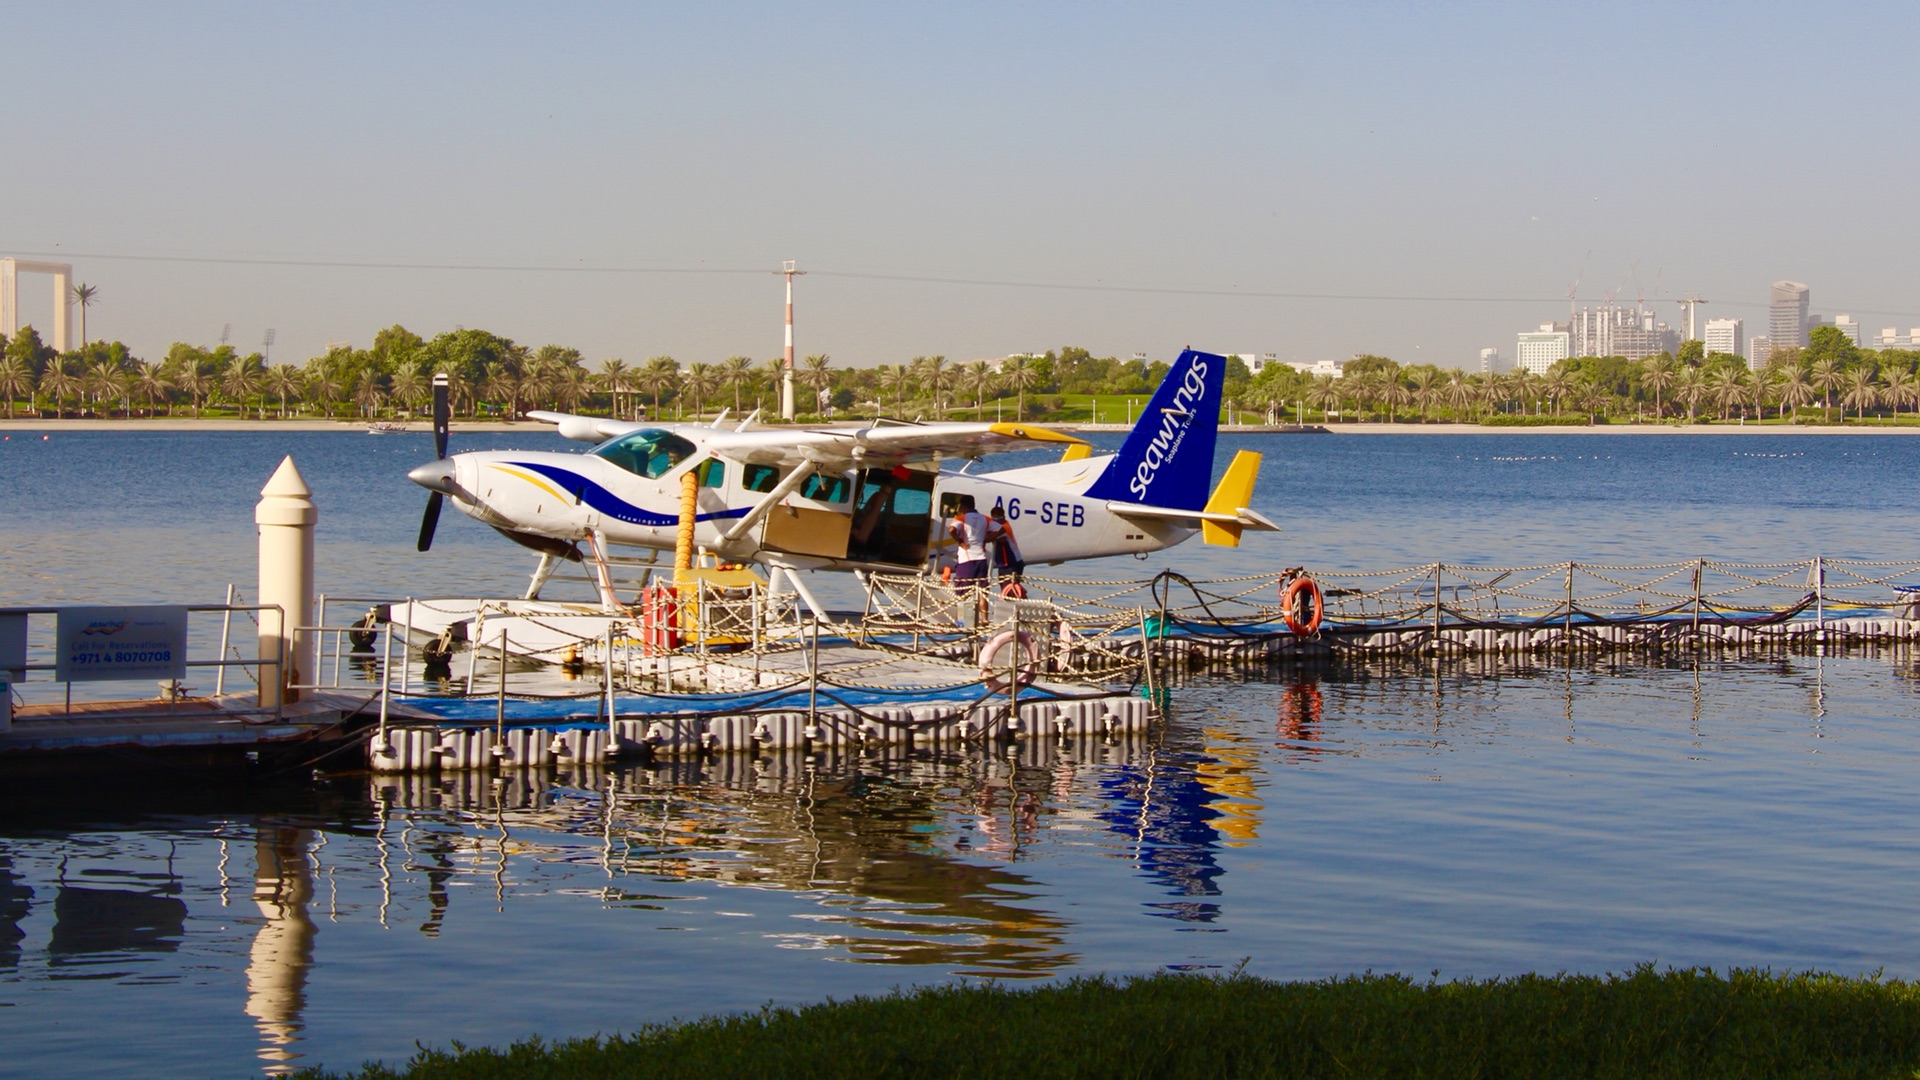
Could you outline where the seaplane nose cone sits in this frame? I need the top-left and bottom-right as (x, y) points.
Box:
(408, 459), (459, 495)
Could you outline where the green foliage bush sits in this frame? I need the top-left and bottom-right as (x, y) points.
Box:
(301, 966), (1920, 1079)
(1480, 413), (1593, 427)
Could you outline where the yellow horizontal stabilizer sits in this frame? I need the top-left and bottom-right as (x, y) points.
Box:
(1200, 450), (1262, 547)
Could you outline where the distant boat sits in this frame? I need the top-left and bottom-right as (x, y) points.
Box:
(367, 422), (410, 435)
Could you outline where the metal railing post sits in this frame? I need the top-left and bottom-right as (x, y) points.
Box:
(216, 583), (236, 696)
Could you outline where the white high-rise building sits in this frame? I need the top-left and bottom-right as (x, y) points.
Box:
(1748, 335), (1774, 369)
(1703, 318), (1744, 360)
(1478, 347), (1503, 374)
(1833, 314), (1861, 345)
(1517, 324), (1571, 374)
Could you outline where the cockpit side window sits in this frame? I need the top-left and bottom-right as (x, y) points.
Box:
(591, 429), (698, 479)
(697, 458), (725, 488)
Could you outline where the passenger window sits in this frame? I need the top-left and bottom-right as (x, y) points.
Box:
(742, 464), (784, 493)
(799, 473), (849, 503)
(697, 459), (725, 488)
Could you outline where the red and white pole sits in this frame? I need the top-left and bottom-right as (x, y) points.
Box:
(779, 260), (803, 420)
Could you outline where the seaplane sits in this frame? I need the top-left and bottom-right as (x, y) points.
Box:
(392, 349), (1277, 665)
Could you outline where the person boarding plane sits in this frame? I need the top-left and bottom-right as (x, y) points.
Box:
(405, 348), (1278, 617)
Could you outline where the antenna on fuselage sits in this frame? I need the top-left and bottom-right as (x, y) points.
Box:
(735, 409), (761, 432)
(710, 408), (731, 429)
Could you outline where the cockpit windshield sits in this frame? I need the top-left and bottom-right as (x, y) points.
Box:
(592, 429), (697, 479)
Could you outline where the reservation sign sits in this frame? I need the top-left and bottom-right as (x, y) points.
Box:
(55, 605), (188, 682)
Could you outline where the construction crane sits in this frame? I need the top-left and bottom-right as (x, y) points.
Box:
(1677, 293), (1709, 342)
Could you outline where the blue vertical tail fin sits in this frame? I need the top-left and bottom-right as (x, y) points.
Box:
(1082, 349), (1225, 510)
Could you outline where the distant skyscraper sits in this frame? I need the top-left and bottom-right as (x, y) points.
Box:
(1748, 335), (1774, 370)
(1517, 324), (1571, 374)
(1478, 347), (1502, 374)
(1770, 281), (1810, 349)
(1833, 314), (1861, 345)
(1703, 318), (1743, 359)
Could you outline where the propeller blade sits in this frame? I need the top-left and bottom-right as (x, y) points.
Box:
(417, 492), (444, 552)
(431, 373), (450, 460)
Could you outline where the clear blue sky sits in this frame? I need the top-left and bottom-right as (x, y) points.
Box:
(5, 2), (1916, 369)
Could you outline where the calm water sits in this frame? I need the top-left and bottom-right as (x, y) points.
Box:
(3, 428), (1920, 1077)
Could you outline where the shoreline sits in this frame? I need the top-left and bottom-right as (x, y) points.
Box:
(2, 416), (1915, 435)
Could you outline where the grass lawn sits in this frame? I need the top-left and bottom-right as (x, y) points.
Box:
(300, 966), (1920, 1079)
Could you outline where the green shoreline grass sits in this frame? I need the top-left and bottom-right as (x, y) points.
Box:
(300, 965), (1920, 1079)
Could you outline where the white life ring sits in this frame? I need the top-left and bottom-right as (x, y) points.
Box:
(978, 629), (1038, 692)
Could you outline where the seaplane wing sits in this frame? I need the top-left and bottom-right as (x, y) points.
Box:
(525, 412), (650, 443)
(701, 422), (1086, 467)
(527, 410), (1086, 468)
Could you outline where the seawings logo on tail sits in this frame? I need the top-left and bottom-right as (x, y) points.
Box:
(1084, 349), (1226, 510)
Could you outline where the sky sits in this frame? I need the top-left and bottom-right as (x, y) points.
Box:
(4, 1), (1918, 371)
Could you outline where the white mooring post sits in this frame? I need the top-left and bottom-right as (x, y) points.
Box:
(256, 457), (317, 708)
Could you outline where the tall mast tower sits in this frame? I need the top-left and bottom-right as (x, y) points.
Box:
(777, 260), (805, 420)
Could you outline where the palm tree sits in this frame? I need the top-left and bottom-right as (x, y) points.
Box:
(387, 365), (426, 418)
(0, 355), (32, 418)
(264, 364), (303, 419)
(38, 357), (81, 417)
(69, 283), (98, 346)
(721, 355), (754, 415)
(1774, 365), (1814, 420)
(302, 361), (342, 419)
(1538, 369), (1573, 415)
(86, 357), (127, 415)
(1306, 374), (1341, 422)
(914, 355), (948, 414)
(963, 359), (996, 419)
(801, 353), (833, 414)
(1705, 366), (1746, 421)
(596, 357), (630, 417)
(1407, 367), (1440, 420)
(1839, 367), (1879, 421)
(683, 362), (716, 418)
(222, 354), (265, 417)
(639, 356), (679, 416)
(880, 363), (915, 412)
(352, 368), (387, 418)
(1002, 355), (1038, 420)
(759, 356), (785, 414)
(1375, 374), (1409, 422)
(1444, 370), (1476, 419)
(1809, 356), (1844, 420)
(1672, 366), (1706, 423)
(478, 363), (516, 418)
(1637, 353), (1676, 419)
(1879, 365), (1916, 420)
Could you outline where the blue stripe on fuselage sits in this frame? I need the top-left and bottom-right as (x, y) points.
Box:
(515, 462), (749, 527)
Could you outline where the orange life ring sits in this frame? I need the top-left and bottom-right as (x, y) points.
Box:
(978, 629), (1038, 692)
(1280, 576), (1324, 635)
(1000, 579), (1027, 599)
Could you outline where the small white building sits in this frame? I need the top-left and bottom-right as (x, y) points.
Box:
(1703, 317), (1744, 360)
(1516, 324), (1571, 375)
(1284, 358), (1346, 379)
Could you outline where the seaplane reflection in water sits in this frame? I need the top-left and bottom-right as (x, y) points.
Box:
(404, 348), (1277, 617)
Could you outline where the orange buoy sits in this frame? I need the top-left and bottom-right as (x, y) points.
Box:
(1280, 575), (1324, 635)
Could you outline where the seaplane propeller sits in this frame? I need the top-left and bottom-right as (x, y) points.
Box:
(411, 373), (453, 552)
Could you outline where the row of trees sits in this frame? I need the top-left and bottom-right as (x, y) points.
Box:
(0, 323), (1147, 422)
(1237, 329), (1920, 425)
(2, 319), (1915, 425)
